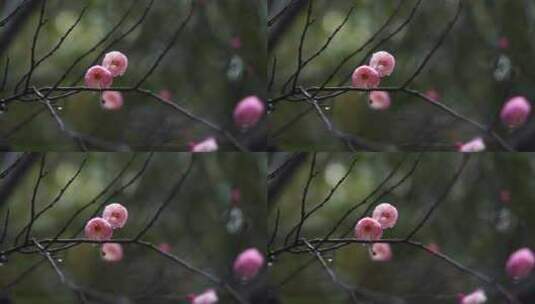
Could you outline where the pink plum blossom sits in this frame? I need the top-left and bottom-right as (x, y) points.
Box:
(102, 51), (128, 77)
(368, 91), (391, 111)
(458, 137), (486, 153)
(500, 96), (531, 128)
(372, 203), (398, 229)
(101, 91), (123, 111)
(352, 65), (380, 89)
(101, 243), (123, 262)
(84, 217), (113, 241)
(233, 248), (265, 281)
(354, 217), (383, 241)
(369, 51), (396, 77)
(102, 203), (128, 229)
(233, 96), (265, 129)
(190, 289), (218, 304)
(191, 137), (218, 152)
(459, 289), (487, 304)
(506, 248), (535, 280)
(84, 65), (113, 89)
(370, 243), (392, 262)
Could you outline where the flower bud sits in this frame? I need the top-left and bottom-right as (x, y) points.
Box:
(191, 289), (218, 304)
(233, 96), (265, 129)
(191, 137), (218, 152)
(500, 96), (531, 128)
(458, 137), (485, 153)
(459, 289), (487, 304)
(506, 247), (535, 280)
(233, 248), (265, 281)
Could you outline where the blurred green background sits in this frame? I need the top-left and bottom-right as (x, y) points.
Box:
(0, 152), (267, 303)
(0, 0), (267, 151)
(268, 0), (535, 151)
(268, 152), (535, 303)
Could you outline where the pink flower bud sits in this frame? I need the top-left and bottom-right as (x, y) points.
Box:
(369, 51), (396, 77)
(84, 65), (113, 89)
(158, 243), (172, 254)
(500, 96), (531, 128)
(231, 188), (241, 205)
(368, 91), (391, 110)
(458, 137), (485, 153)
(233, 248), (265, 281)
(233, 96), (265, 129)
(459, 289), (487, 304)
(102, 51), (128, 77)
(352, 65), (380, 89)
(230, 36), (242, 49)
(426, 242), (441, 254)
(191, 289), (218, 304)
(354, 217), (383, 241)
(498, 36), (509, 50)
(506, 247), (535, 280)
(370, 243), (392, 262)
(191, 137), (218, 152)
(372, 203), (398, 229)
(84, 217), (113, 241)
(425, 89), (440, 102)
(158, 89), (172, 102)
(101, 91), (123, 111)
(101, 243), (123, 262)
(499, 190), (511, 204)
(102, 203), (128, 229)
